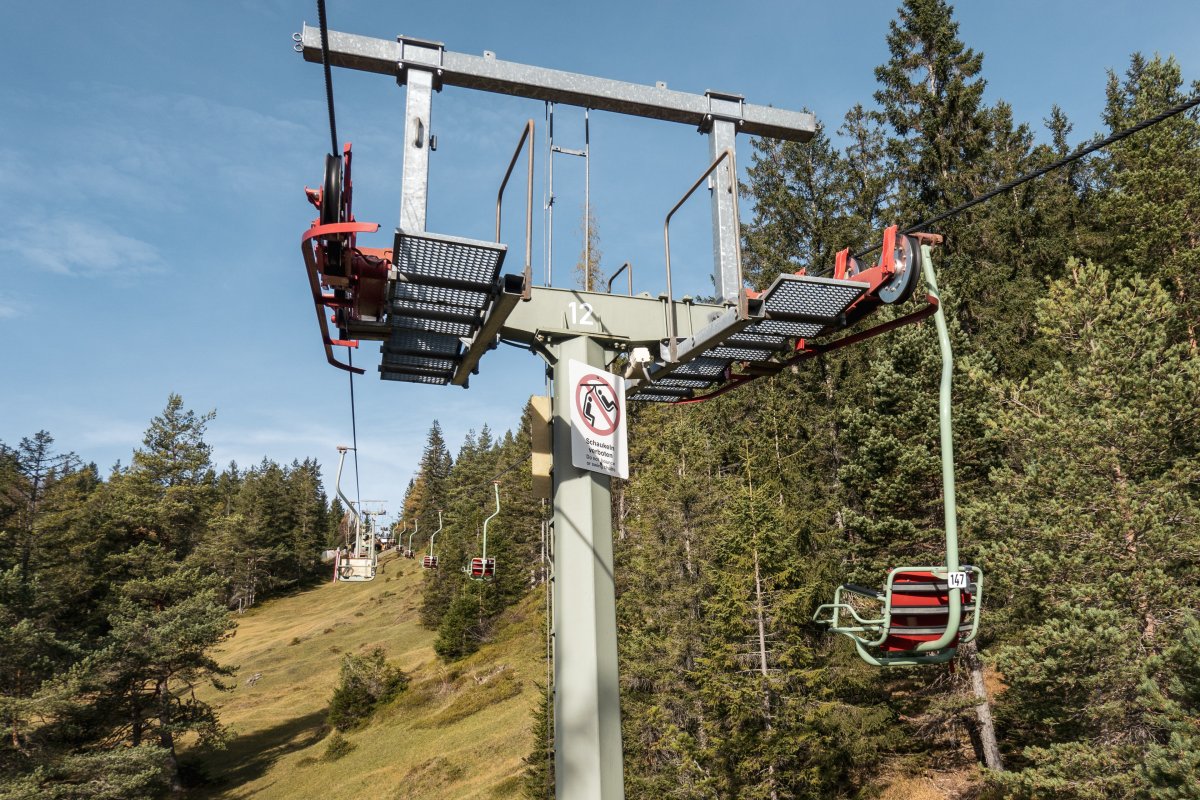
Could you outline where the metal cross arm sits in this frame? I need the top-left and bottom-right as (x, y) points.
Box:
(299, 24), (816, 140)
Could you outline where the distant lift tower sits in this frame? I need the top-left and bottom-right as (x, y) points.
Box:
(297, 25), (880, 800)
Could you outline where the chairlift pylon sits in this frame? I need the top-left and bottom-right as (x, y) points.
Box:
(422, 511), (441, 570)
(467, 482), (500, 581)
(813, 238), (984, 666)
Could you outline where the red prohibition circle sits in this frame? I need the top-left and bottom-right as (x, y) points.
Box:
(575, 373), (621, 436)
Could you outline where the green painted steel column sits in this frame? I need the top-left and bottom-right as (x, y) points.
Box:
(551, 334), (625, 800)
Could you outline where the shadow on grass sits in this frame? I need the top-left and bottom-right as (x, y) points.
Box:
(189, 709), (328, 795)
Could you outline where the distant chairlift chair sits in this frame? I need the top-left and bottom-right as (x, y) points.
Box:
(332, 445), (376, 582)
(813, 240), (983, 666)
(403, 521), (416, 559)
(468, 482), (499, 581)
(422, 511), (441, 570)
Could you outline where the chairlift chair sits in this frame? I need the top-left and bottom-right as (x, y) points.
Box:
(400, 521), (415, 558)
(467, 483), (500, 581)
(422, 511), (441, 570)
(813, 238), (984, 666)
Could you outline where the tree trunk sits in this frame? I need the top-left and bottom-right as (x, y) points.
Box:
(158, 680), (184, 795)
(752, 548), (780, 800)
(962, 642), (1004, 771)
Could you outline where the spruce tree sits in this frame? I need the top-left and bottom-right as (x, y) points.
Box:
(1094, 54), (1200, 341)
(976, 262), (1200, 797)
(122, 395), (216, 558)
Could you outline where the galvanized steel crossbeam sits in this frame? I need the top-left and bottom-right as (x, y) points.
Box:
(299, 25), (816, 141)
(498, 287), (735, 351)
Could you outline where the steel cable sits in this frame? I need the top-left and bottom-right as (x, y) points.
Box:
(851, 92), (1200, 260)
(316, 0), (339, 157)
(347, 347), (362, 520)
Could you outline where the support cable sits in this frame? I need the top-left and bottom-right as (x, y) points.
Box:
(852, 92), (1200, 260)
(348, 348), (362, 520)
(488, 453), (532, 484)
(316, 1), (360, 516)
(316, 0), (339, 157)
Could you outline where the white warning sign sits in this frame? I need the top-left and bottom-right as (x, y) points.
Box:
(568, 359), (629, 479)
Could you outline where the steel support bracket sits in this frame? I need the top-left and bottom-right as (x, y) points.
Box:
(699, 90), (746, 133)
(451, 273), (526, 386)
(396, 34), (445, 90)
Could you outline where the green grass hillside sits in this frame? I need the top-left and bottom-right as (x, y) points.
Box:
(185, 551), (546, 799)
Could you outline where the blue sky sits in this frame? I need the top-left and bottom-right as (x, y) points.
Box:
(2, 0), (1197, 521)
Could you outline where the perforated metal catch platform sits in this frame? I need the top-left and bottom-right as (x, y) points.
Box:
(380, 229), (509, 384)
(629, 273), (869, 403)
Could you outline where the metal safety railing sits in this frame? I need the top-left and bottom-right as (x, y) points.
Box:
(662, 147), (743, 360)
(606, 261), (632, 295)
(496, 119), (535, 299)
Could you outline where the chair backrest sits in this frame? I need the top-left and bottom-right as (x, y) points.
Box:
(881, 570), (975, 653)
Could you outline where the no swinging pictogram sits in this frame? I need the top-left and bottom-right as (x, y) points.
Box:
(575, 373), (621, 436)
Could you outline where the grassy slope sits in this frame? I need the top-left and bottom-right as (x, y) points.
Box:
(187, 551), (546, 800)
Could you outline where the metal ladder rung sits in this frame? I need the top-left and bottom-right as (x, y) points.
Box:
(667, 356), (730, 378)
(379, 369), (451, 385)
(395, 229), (507, 291)
(391, 282), (491, 310)
(388, 298), (482, 325)
(382, 330), (463, 359)
(655, 377), (718, 389)
(381, 353), (458, 372)
(705, 345), (778, 362)
(760, 273), (868, 322)
(634, 384), (693, 398)
(628, 391), (684, 403)
(725, 331), (791, 350)
(747, 317), (827, 339)
(391, 315), (475, 338)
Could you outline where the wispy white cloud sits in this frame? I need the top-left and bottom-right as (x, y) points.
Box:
(0, 295), (19, 319)
(78, 420), (148, 449)
(1, 217), (164, 277)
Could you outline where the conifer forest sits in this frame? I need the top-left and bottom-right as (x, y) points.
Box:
(3, 1), (1200, 797)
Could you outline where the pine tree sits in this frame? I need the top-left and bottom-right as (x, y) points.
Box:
(72, 545), (235, 795)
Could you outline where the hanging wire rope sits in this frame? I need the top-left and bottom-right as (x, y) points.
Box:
(316, 0), (339, 157)
(314, 0), (362, 514)
(850, 92), (1200, 260)
(489, 453), (532, 484)
(348, 347), (362, 519)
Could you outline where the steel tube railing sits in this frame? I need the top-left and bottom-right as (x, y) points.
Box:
(606, 261), (632, 295)
(496, 119), (535, 298)
(663, 147), (742, 360)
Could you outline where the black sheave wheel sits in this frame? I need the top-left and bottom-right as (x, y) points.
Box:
(320, 153), (343, 226)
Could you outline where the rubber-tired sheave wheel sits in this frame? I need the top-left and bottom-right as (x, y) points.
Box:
(320, 153), (343, 226)
(878, 233), (921, 305)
